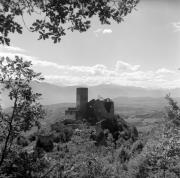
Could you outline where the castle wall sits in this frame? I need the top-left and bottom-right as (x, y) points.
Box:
(86, 98), (114, 122)
(65, 108), (77, 120)
(65, 112), (76, 120)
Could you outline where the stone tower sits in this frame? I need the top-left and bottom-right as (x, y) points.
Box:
(76, 87), (88, 116)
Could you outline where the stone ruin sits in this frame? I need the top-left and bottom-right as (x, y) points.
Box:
(85, 98), (114, 125)
(65, 87), (115, 121)
(35, 87), (138, 152)
(65, 88), (138, 145)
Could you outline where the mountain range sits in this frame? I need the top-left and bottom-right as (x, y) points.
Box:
(1, 82), (180, 108)
(2, 82), (180, 129)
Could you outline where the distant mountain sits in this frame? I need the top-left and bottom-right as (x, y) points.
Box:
(1, 82), (180, 108)
(113, 97), (180, 116)
(89, 85), (180, 98)
(30, 82), (180, 104)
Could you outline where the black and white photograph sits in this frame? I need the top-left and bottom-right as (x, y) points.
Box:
(0, 0), (180, 177)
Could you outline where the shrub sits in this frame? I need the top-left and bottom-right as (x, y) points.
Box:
(28, 132), (37, 142)
(16, 136), (29, 147)
(36, 135), (54, 152)
(50, 122), (64, 133)
(130, 140), (144, 155)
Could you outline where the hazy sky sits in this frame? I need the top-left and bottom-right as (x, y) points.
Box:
(0, 0), (180, 88)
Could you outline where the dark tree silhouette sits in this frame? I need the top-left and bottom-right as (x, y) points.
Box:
(0, 0), (139, 45)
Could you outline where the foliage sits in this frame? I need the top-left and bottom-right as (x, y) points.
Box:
(48, 126), (110, 178)
(50, 121), (74, 143)
(165, 94), (180, 126)
(128, 95), (180, 178)
(43, 124), (143, 178)
(28, 132), (37, 142)
(16, 135), (29, 147)
(36, 135), (54, 152)
(1, 59), (179, 178)
(0, 0), (139, 45)
(0, 56), (45, 169)
(0, 146), (50, 178)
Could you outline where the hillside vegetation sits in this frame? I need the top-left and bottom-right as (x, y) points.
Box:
(1, 58), (180, 178)
(1, 95), (180, 178)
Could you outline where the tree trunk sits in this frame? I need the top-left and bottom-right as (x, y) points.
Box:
(0, 97), (17, 167)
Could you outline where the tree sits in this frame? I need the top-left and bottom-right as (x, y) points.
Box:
(130, 95), (180, 178)
(0, 56), (45, 168)
(0, 0), (139, 45)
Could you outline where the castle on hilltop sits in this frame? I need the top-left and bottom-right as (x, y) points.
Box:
(65, 87), (114, 121)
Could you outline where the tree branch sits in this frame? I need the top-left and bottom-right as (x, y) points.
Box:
(0, 94), (18, 167)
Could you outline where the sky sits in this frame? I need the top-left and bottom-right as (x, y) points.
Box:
(0, 0), (180, 89)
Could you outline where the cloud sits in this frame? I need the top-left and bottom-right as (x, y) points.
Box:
(0, 45), (26, 53)
(0, 45), (30, 63)
(115, 61), (140, 72)
(0, 48), (179, 89)
(94, 28), (102, 33)
(102, 29), (112, 34)
(156, 68), (175, 74)
(172, 22), (180, 32)
(0, 51), (37, 63)
(31, 58), (180, 89)
(94, 28), (112, 36)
